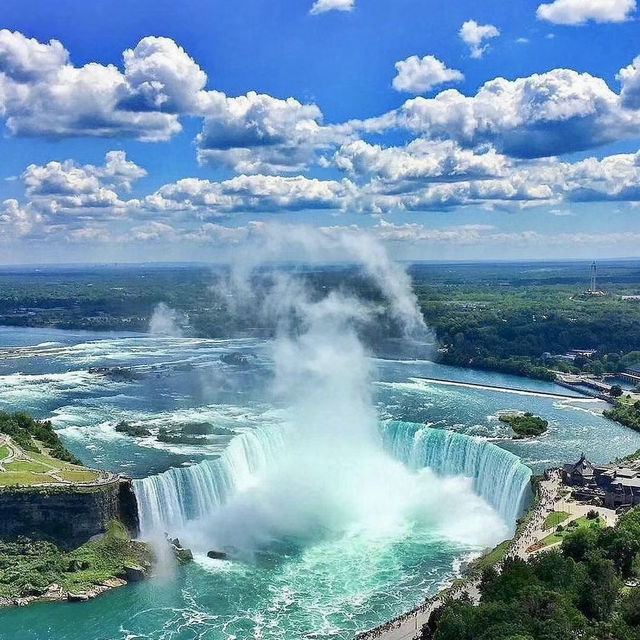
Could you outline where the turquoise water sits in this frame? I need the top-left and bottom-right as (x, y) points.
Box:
(0, 326), (639, 640)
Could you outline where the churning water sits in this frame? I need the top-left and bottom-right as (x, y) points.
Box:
(1, 323), (639, 639)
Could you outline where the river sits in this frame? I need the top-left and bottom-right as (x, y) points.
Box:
(0, 325), (638, 640)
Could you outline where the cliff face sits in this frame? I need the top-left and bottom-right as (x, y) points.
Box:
(0, 478), (139, 550)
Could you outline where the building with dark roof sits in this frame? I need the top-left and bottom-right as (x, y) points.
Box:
(562, 455), (640, 509)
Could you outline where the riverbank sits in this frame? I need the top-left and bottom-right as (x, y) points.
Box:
(353, 463), (626, 640)
(353, 470), (575, 640)
(0, 520), (152, 608)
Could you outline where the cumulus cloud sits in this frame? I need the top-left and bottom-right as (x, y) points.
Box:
(0, 30), (332, 172)
(20, 151), (144, 217)
(0, 199), (42, 238)
(0, 31), (191, 140)
(459, 20), (500, 58)
(309, 0), (354, 15)
(392, 55), (464, 94)
(537, 0), (636, 24)
(334, 139), (508, 187)
(195, 91), (338, 173)
(618, 56), (640, 109)
(145, 174), (354, 216)
(562, 150), (640, 201)
(119, 36), (207, 113)
(380, 68), (640, 158)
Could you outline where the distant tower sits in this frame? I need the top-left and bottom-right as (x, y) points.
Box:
(589, 261), (597, 293)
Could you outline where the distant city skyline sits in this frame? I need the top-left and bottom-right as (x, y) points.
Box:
(1, 0), (640, 262)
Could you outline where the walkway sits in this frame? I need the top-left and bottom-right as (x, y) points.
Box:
(413, 377), (598, 401)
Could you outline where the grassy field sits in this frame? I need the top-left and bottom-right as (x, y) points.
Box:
(539, 515), (604, 548)
(543, 510), (571, 530)
(0, 440), (99, 487)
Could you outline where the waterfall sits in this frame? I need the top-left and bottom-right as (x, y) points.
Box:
(134, 422), (532, 537)
(134, 426), (287, 536)
(380, 421), (532, 523)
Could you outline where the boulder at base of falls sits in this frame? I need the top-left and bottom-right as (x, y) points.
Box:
(173, 546), (193, 563)
(123, 564), (146, 582)
(207, 550), (228, 560)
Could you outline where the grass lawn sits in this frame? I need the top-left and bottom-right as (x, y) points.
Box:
(469, 539), (511, 574)
(29, 450), (68, 468)
(4, 459), (52, 474)
(544, 510), (571, 530)
(0, 445), (9, 461)
(58, 469), (100, 483)
(0, 471), (60, 486)
(539, 515), (603, 548)
(0, 439), (99, 487)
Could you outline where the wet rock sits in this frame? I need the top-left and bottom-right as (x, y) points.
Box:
(174, 546), (193, 563)
(67, 592), (89, 602)
(207, 550), (228, 560)
(43, 584), (66, 601)
(123, 564), (146, 582)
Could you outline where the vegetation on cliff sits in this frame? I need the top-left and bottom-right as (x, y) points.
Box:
(0, 411), (81, 465)
(0, 520), (151, 601)
(0, 413), (99, 487)
(424, 507), (640, 640)
(499, 412), (549, 438)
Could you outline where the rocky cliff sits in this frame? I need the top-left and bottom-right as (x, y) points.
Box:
(0, 477), (139, 550)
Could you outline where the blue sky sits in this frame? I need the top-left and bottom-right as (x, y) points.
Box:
(1, 0), (640, 262)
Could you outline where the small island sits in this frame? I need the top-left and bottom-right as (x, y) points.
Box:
(498, 411), (549, 438)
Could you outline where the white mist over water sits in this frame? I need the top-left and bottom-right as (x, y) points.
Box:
(139, 227), (511, 556)
(149, 302), (185, 337)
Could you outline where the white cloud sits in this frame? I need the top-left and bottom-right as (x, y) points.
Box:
(384, 68), (640, 158)
(459, 20), (500, 58)
(119, 36), (208, 113)
(371, 219), (640, 251)
(0, 31), (189, 140)
(195, 91), (334, 173)
(145, 174), (355, 216)
(334, 139), (508, 187)
(618, 56), (640, 109)
(392, 55), (464, 94)
(537, 0), (636, 24)
(20, 151), (145, 217)
(310, 0), (354, 15)
(562, 150), (640, 201)
(0, 199), (42, 237)
(0, 30), (336, 173)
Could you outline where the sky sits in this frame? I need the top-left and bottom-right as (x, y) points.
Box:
(1, 0), (640, 263)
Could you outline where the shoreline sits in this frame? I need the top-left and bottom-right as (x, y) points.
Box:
(352, 472), (555, 640)
(0, 576), (130, 608)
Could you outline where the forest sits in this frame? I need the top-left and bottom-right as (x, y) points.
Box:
(424, 507), (640, 640)
(1, 261), (640, 379)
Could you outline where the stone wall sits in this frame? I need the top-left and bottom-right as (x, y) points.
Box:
(0, 477), (139, 550)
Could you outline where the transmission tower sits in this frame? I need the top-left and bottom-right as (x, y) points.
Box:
(589, 261), (597, 293)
